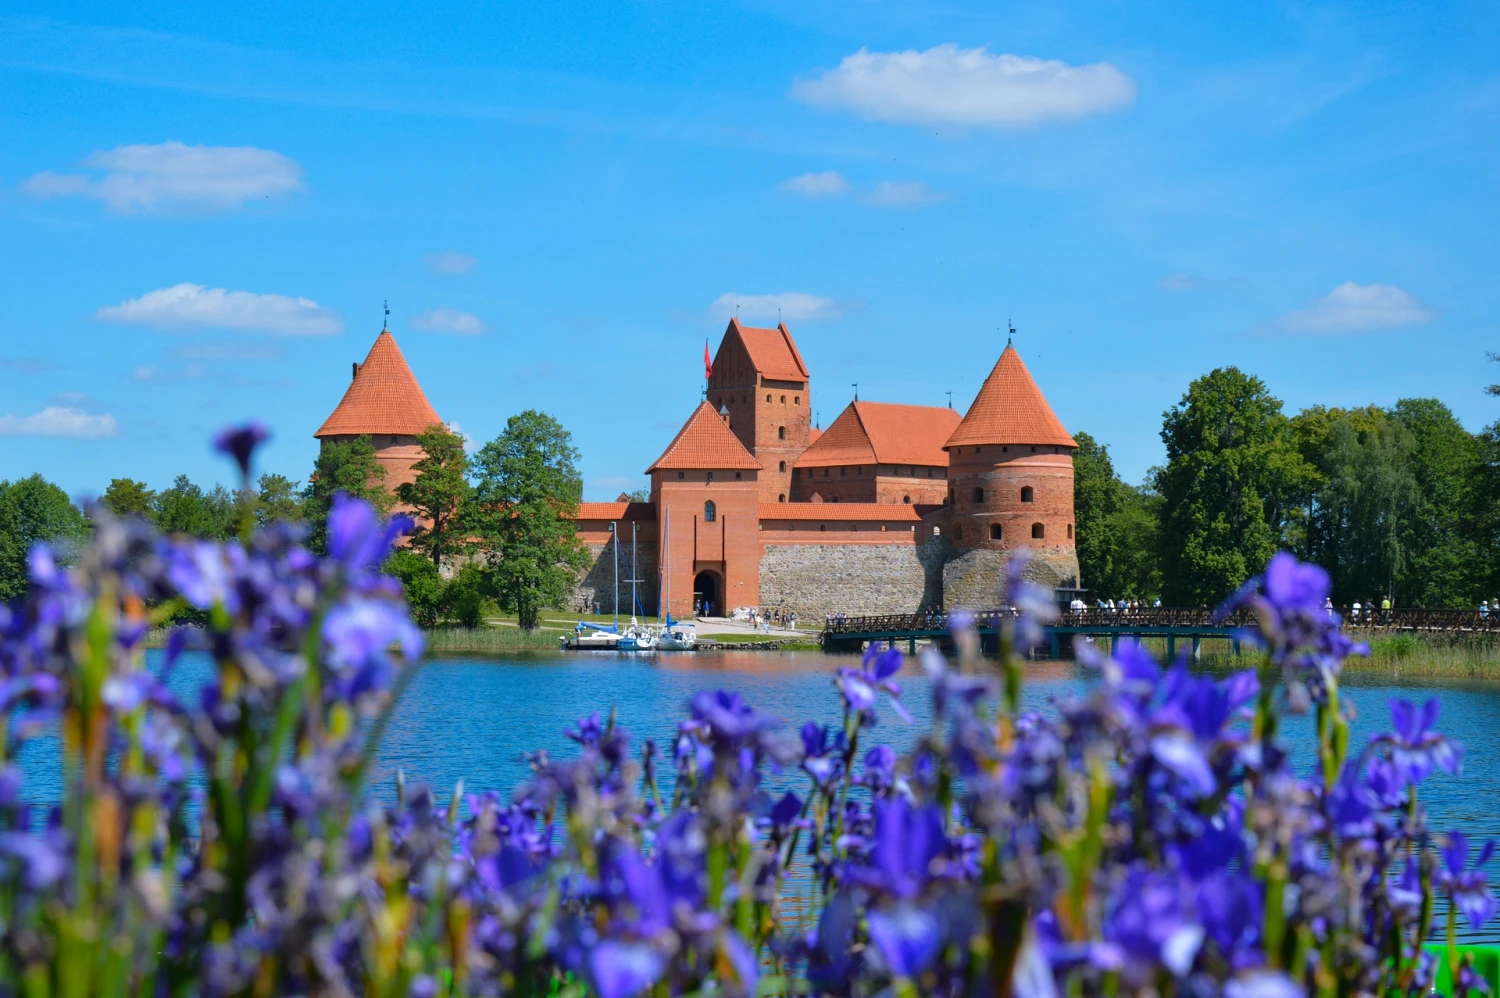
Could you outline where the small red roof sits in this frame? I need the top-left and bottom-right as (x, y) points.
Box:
(794, 401), (961, 468)
(315, 330), (443, 438)
(723, 318), (809, 382)
(646, 402), (763, 473)
(759, 502), (922, 522)
(944, 344), (1075, 450)
(574, 501), (655, 522)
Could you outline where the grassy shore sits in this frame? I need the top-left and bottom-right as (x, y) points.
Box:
(1092, 632), (1500, 678)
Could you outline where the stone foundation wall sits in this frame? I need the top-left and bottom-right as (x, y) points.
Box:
(574, 538), (660, 616)
(758, 540), (947, 618)
(940, 545), (1080, 610)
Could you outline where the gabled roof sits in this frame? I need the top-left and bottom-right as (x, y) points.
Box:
(315, 330), (443, 438)
(646, 401), (763, 472)
(573, 502), (656, 522)
(944, 344), (1075, 450)
(721, 318), (809, 382)
(794, 401), (962, 468)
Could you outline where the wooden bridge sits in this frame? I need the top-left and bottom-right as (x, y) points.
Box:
(820, 606), (1500, 656)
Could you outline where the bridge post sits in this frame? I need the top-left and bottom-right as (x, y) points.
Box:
(1049, 631), (1060, 659)
(908, 636), (916, 655)
(1191, 636), (1201, 661)
(1231, 636), (1241, 657)
(1166, 634), (1176, 659)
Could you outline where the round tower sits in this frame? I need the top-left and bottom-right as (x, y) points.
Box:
(938, 343), (1079, 607)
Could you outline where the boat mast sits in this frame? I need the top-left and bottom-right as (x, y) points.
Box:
(631, 520), (638, 618)
(611, 521), (619, 629)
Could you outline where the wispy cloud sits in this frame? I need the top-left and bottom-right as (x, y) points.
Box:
(779, 171), (849, 198)
(131, 364), (203, 382)
(0, 356), (58, 373)
(1271, 282), (1438, 334)
(1160, 273), (1244, 291)
(97, 283), (342, 335)
(411, 308), (485, 334)
(22, 141), (302, 214)
(446, 420), (478, 452)
(792, 45), (1135, 129)
(0, 406), (118, 438)
(424, 251), (477, 275)
(711, 292), (843, 323)
(866, 181), (945, 207)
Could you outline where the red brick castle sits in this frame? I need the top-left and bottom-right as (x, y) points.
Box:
(315, 318), (1081, 618)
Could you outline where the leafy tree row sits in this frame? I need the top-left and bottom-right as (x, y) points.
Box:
(1075, 366), (1499, 608)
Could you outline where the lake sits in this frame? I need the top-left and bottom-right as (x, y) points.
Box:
(16, 647), (1500, 940)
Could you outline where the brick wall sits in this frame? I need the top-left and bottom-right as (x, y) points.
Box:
(789, 465), (948, 505)
(652, 469), (761, 617)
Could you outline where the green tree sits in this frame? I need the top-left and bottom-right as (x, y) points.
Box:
(386, 548), (444, 628)
(397, 424), (469, 567)
(468, 410), (589, 630)
(1072, 433), (1162, 600)
(1157, 368), (1316, 605)
(0, 475), (90, 600)
(100, 478), (156, 520)
(153, 475), (236, 539)
(254, 473), (305, 527)
(621, 488), (650, 503)
(304, 435), (390, 553)
(1389, 398), (1481, 606)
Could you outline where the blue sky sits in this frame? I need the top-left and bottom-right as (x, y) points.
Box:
(2, 0), (1497, 500)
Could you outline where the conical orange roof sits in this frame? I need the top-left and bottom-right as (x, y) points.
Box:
(315, 330), (443, 438)
(944, 344), (1075, 450)
(646, 401), (763, 472)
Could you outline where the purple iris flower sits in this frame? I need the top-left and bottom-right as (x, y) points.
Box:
(1104, 867), (1204, 978)
(1377, 698), (1462, 786)
(690, 690), (775, 743)
(1217, 552), (1336, 655)
(837, 643), (910, 724)
(1003, 554), (1059, 651)
(860, 745), (897, 794)
(851, 797), (947, 898)
(567, 712), (603, 748)
(1224, 971), (1305, 998)
(212, 421), (270, 479)
(800, 722), (845, 785)
(326, 493), (415, 575)
(322, 595), (424, 695)
(1438, 831), (1498, 930)
(588, 940), (665, 998)
(867, 903), (943, 980)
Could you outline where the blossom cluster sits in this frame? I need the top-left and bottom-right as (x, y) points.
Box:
(0, 425), (1492, 998)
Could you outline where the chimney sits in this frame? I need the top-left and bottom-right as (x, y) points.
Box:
(351, 362), (360, 381)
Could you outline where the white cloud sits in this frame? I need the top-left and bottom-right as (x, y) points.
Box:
(791, 44), (1135, 129)
(411, 308), (485, 334)
(779, 171), (850, 198)
(0, 406), (118, 438)
(446, 420), (478, 453)
(1274, 282), (1438, 334)
(1160, 273), (1243, 291)
(866, 181), (945, 207)
(711, 292), (843, 323)
(97, 283), (342, 335)
(425, 251), (477, 275)
(22, 141), (302, 214)
(132, 364), (203, 382)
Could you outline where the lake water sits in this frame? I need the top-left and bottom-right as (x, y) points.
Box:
(17, 648), (1500, 940)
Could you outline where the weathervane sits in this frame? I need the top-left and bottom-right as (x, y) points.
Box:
(1007, 319), (1015, 346)
(851, 382), (859, 402)
(945, 390), (953, 410)
(383, 299), (390, 332)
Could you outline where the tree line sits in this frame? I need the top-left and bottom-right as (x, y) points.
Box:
(0, 410), (588, 629)
(1074, 366), (1499, 608)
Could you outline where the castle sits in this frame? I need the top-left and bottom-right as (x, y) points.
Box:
(315, 319), (1081, 618)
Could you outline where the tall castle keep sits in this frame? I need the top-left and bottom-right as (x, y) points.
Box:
(318, 319), (1080, 618)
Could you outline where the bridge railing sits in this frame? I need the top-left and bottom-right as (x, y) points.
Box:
(821, 606), (1500, 636)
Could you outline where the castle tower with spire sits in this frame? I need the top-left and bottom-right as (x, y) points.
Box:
(937, 343), (1079, 606)
(314, 329), (443, 491)
(706, 318), (811, 504)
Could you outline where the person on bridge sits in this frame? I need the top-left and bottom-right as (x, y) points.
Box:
(1352, 601), (1361, 620)
(1482, 600), (1490, 620)
(1381, 596), (1392, 623)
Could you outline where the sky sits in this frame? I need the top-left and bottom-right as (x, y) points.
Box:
(2, 0), (1497, 501)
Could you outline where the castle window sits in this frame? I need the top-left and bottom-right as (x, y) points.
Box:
(819, 524), (826, 532)
(990, 523), (1003, 540)
(856, 467), (862, 476)
(779, 461), (786, 472)
(831, 496), (841, 503)
(779, 494), (786, 502)
(972, 487), (985, 504)
(778, 426), (786, 440)
(903, 495), (911, 503)
(794, 396), (800, 405)
(707, 471), (714, 482)
(1030, 446), (1037, 453)
(933, 526), (941, 536)
(780, 395), (786, 403)
(677, 471), (685, 480)
(766, 394), (772, 402)
(849, 523), (857, 531)
(734, 471), (742, 480)
(824, 468), (830, 478)
(1003, 447), (1009, 453)
(1067, 523), (1074, 539)
(1021, 486), (1034, 503)
(1031, 522), (1045, 539)
(704, 500), (717, 522)
(840, 467), (846, 477)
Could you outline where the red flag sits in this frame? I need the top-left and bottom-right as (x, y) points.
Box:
(703, 341), (713, 380)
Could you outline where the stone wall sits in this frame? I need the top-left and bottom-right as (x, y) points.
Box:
(574, 537), (660, 616)
(758, 539), (946, 618)
(940, 544), (1080, 610)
